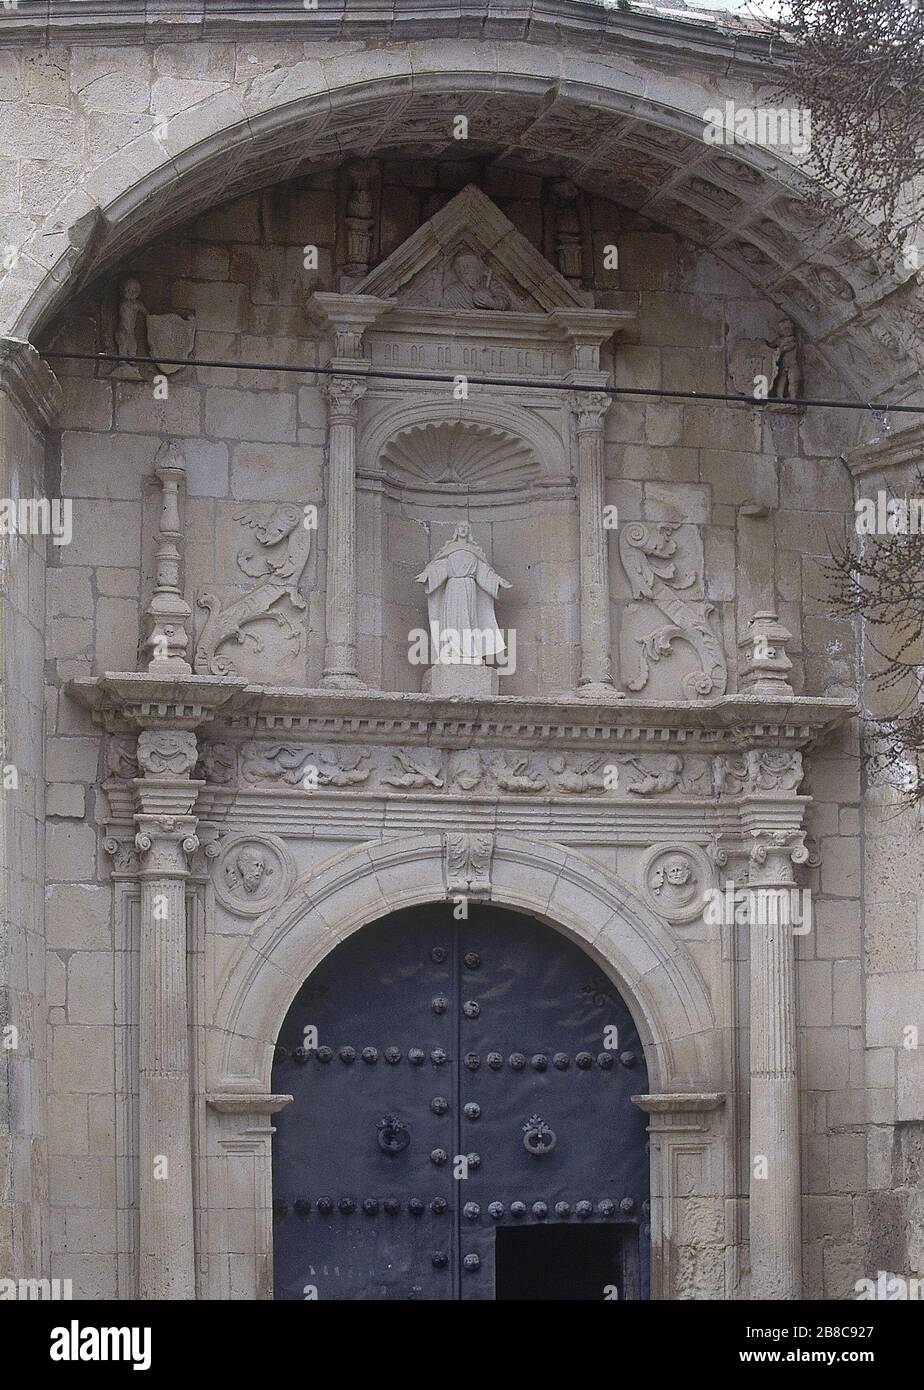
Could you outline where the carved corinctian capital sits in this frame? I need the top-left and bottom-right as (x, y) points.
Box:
(324, 373), (368, 421)
(570, 391), (611, 432)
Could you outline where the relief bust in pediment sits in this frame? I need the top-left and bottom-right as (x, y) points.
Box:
(352, 183), (589, 313)
(444, 248), (512, 311)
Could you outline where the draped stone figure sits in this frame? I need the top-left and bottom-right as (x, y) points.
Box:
(416, 522), (511, 664)
(415, 523), (512, 695)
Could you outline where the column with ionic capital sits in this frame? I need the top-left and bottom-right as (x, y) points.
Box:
(134, 728), (202, 1300)
(570, 391), (620, 696)
(322, 374), (367, 689)
(747, 828), (808, 1299)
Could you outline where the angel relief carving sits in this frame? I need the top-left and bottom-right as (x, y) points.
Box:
(618, 523), (727, 700)
(194, 504), (312, 679)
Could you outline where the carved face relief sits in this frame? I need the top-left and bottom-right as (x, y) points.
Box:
(454, 252), (482, 290)
(650, 854), (696, 908)
(213, 834), (294, 917)
(640, 844), (713, 924)
(233, 848), (270, 896)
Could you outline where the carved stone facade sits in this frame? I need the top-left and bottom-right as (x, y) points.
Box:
(0, 0), (921, 1307)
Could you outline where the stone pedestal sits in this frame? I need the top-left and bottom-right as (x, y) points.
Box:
(424, 663), (499, 698)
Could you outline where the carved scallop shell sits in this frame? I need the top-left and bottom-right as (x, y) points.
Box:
(380, 420), (539, 492)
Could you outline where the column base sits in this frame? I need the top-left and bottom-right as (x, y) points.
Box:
(320, 672), (367, 691)
(571, 681), (625, 701)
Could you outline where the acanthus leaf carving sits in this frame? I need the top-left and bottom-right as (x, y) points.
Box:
(444, 831), (494, 896)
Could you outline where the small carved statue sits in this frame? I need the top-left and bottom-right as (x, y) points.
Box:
(114, 278), (147, 379)
(624, 753), (685, 796)
(240, 742), (308, 786)
(416, 522), (511, 666)
(770, 317), (801, 400)
(551, 179), (584, 286)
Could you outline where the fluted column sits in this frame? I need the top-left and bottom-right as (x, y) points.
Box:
(322, 375), (367, 689)
(747, 829), (807, 1299)
(134, 729), (202, 1300)
(571, 391), (619, 695)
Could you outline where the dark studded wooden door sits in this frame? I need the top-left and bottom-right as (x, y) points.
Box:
(271, 903), (649, 1300)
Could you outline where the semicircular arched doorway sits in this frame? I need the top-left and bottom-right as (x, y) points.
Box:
(271, 903), (650, 1300)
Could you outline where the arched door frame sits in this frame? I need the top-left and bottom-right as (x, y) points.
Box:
(203, 833), (728, 1300)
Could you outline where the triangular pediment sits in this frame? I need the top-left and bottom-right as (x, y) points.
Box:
(354, 184), (589, 312)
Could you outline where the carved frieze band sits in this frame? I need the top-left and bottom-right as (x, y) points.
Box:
(105, 737), (804, 800)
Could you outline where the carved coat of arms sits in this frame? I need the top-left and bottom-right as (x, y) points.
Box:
(145, 311), (197, 375)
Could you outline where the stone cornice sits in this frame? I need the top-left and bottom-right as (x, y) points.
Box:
(0, 337), (61, 431)
(844, 422), (924, 483)
(68, 673), (249, 730)
(632, 1092), (726, 1114)
(0, 2), (778, 74)
(207, 1093), (293, 1117)
(69, 672), (855, 751)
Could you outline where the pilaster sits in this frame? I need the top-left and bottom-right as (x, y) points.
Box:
(746, 827), (810, 1299)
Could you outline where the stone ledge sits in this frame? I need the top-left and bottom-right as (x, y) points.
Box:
(0, 1), (777, 70)
(68, 672), (856, 748)
(206, 1092), (293, 1116)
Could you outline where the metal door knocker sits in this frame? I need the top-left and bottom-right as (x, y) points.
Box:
(377, 1115), (410, 1154)
(522, 1114), (557, 1156)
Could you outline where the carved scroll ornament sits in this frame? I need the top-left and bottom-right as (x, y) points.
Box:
(618, 522), (727, 699)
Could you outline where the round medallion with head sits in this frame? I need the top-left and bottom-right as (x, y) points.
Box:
(213, 833), (294, 917)
(640, 843), (714, 924)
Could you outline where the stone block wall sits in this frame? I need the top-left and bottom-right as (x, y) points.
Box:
(0, 349), (59, 1287)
